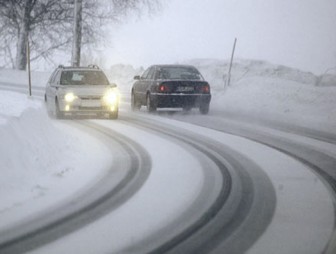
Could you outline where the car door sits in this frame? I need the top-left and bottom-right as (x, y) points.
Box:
(134, 67), (150, 104)
(48, 70), (62, 102)
(46, 70), (58, 102)
(145, 67), (156, 94)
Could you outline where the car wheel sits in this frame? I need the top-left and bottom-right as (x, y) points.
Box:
(146, 93), (156, 112)
(183, 106), (192, 112)
(45, 98), (52, 117)
(54, 98), (64, 119)
(131, 92), (141, 111)
(199, 103), (210, 115)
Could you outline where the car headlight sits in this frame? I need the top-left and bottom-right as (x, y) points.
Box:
(64, 92), (77, 102)
(103, 90), (119, 105)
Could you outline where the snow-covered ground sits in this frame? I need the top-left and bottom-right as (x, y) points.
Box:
(0, 58), (335, 252)
(0, 91), (113, 230)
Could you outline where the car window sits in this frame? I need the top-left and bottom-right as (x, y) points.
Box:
(48, 70), (58, 84)
(60, 71), (109, 85)
(147, 68), (155, 80)
(53, 70), (62, 84)
(141, 68), (150, 80)
(156, 66), (203, 80)
(49, 70), (61, 84)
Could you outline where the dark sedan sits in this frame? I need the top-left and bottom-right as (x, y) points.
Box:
(131, 65), (211, 114)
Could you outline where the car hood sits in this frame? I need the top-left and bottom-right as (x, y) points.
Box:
(59, 85), (113, 96)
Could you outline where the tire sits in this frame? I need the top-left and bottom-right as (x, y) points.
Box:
(131, 92), (141, 111)
(183, 106), (192, 112)
(146, 93), (156, 112)
(54, 98), (64, 119)
(45, 97), (53, 117)
(199, 103), (210, 115)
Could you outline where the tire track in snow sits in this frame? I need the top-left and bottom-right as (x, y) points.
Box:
(0, 121), (151, 254)
(119, 115), (276, 254)
(160, 113), (336, 254)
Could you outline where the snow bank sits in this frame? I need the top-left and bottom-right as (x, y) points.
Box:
(317, 73), (336, 87)
(0, 69), (50, 88)
(191, 59), (336, 132)
(0, 91), (112, 228)
(185, 58), (326, 89)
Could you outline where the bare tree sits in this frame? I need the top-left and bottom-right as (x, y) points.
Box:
(71, 0), (162, 67)
(0, 0), (162, 70)
(0, 0), (74, 70)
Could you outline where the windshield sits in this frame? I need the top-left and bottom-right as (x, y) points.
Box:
(156, 66), (203, 80)
(60, 70), (109, 86)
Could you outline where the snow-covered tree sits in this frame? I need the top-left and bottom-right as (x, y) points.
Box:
(0, 0), (74, 70)
(0, 0), (162, 70)
(71, 0), (162, 67)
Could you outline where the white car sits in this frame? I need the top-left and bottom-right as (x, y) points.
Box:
(45, 65), (119, 119)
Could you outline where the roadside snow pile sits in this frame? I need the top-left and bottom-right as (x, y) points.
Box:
(187, 59), (336, 133)
(0, 91), (112, 228)
(0, 69), (50, 87)
(0, 91), (40, 124)
(317, 73), (336, 87)
(186, 58), (335, 89)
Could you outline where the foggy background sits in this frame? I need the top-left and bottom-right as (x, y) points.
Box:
(101, 0), (336, 74)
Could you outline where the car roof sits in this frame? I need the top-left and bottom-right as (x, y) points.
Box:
(57, 65), (102, 71)
(151, 64), (197, 69)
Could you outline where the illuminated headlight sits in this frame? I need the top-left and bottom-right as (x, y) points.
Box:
(64, 92), (77, 102)
(103, 90), (119, 105)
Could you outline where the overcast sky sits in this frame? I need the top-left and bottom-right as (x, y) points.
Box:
(103, 0), (336, 74)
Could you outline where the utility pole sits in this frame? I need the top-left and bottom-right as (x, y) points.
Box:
(227, 37), (237, 88)
(27, 36), (32, 96)
(72, 0), (82, 67)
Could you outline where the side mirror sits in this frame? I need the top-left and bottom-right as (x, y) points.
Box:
(134, 75), (140, 80)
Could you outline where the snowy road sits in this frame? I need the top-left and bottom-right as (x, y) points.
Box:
(0, 84), (335, 254)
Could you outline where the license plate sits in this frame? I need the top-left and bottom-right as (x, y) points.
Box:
(81, 100), (101, 107)
(176, 86), (194, 92)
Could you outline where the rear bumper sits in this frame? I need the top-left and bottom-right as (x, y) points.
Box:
(152, 93), (211, 108)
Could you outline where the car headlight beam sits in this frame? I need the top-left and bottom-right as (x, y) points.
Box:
(64, 92), (77, 103)
(104, 90), (119, 105)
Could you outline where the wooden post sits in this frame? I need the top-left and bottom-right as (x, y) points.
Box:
(227, 38), (237, 87)
(27, 37), (32, 96)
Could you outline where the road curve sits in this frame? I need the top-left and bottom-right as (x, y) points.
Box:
(0, 85), (334, 253)
(0, 121), (151, 254)
(156, 111), (336, 254)
(105, 115), (276, 254)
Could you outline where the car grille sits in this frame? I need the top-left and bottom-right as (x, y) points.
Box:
(80, 95), (102, 100)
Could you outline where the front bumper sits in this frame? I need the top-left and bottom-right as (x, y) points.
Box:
(58, 98), (118, 114)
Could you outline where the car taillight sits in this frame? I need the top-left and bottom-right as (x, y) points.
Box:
(158, 84), (169, 92)
(202, 85), (210, 93)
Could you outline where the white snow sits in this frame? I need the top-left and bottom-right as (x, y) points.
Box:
(0, 91), (113, 230)
(0, 58), (335, 253)
(30, 121), (220, 254)
(147, 115), (335, 254)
